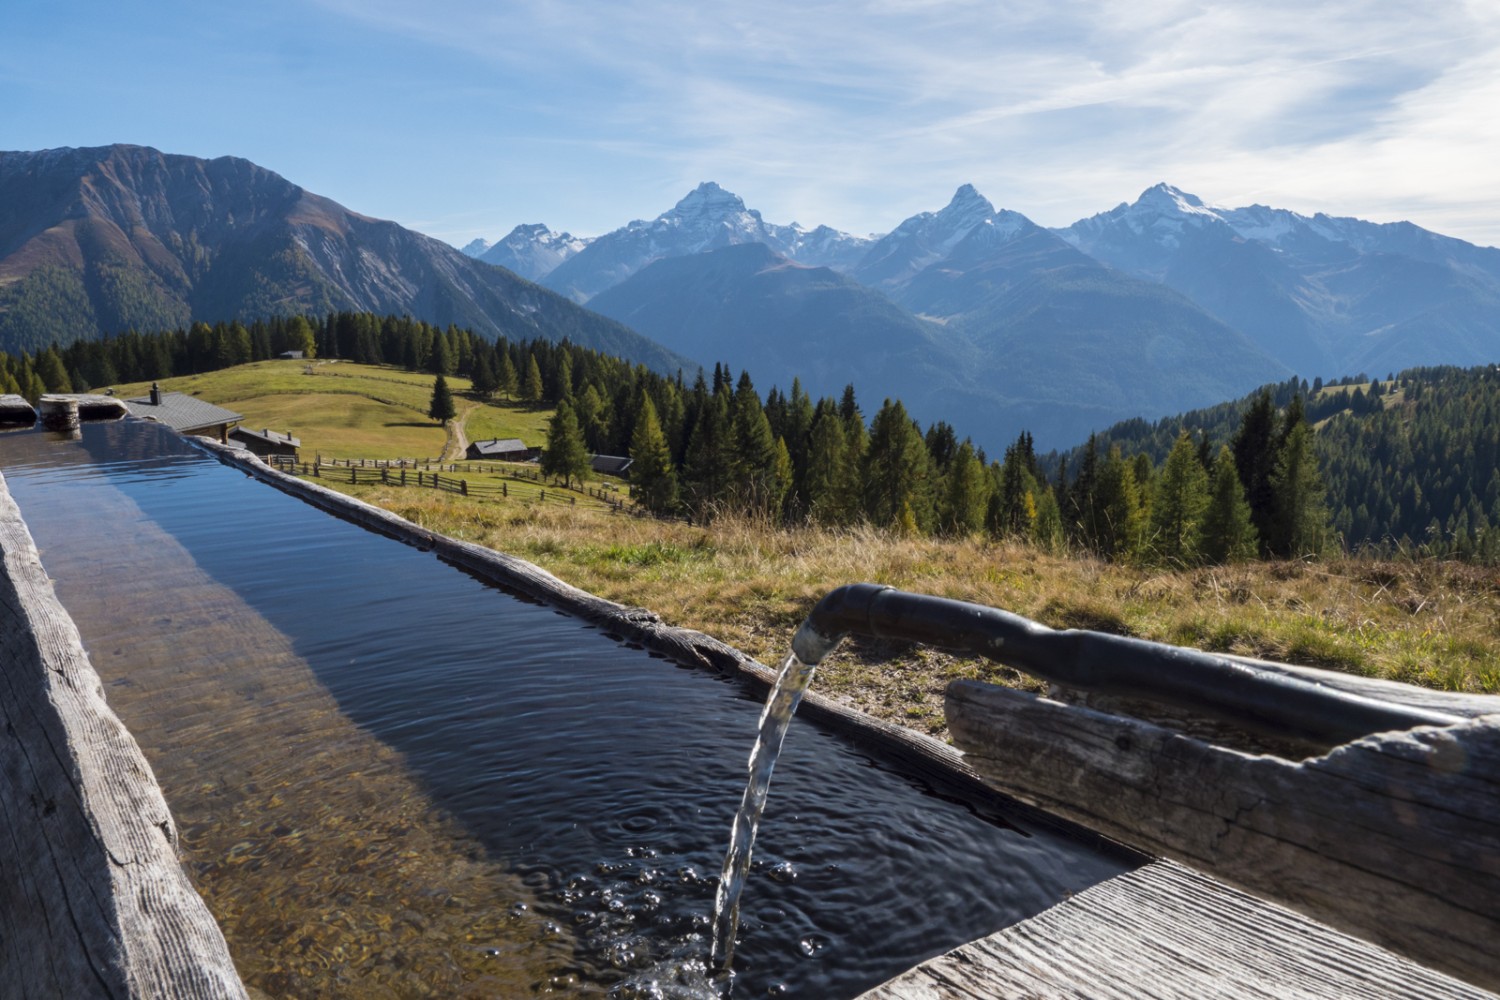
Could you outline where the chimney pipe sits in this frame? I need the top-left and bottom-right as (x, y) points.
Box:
(149, 382), (162, 406)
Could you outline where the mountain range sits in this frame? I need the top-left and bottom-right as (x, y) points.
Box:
(465, 179), (1500, 448)
(2, 143), (1493, 453)
(0, 145), (688, 372)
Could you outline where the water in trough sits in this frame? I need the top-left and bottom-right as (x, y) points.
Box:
(0, 419), (1135, 998)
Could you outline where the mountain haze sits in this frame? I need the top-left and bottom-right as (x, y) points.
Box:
(1056, 184), (1500, 377)
(0, 145), (689, 372)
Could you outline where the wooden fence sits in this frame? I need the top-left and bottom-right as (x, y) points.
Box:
(270, 456), (630, 512)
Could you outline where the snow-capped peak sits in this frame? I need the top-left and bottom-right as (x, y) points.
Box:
(459, 237), (491, 258)
(668, 181), (752, 222)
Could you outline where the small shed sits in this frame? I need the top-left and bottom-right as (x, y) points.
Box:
(466, 438), (537, 462)
(123, 383), (243, 443)
(590, 454), (633, 477)
(229, 426), (301, 459)
(278, 350), (305, 360)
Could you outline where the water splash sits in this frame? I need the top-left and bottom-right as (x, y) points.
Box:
(710, 650), (821, 974)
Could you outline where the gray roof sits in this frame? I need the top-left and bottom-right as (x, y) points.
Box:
(124, 392), (243, 433)
(591, 454), (633, 475)
(231, 426), (301, 448)
(469, 438), (529, 455)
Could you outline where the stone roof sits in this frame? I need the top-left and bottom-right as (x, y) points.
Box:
(123, 391), (243, 433)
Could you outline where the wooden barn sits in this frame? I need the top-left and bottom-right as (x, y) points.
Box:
(229, 426), (301, 459)
(466, 438), (537, 462)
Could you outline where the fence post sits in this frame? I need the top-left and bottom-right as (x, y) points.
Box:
(571, 496), (575, 506)
(540, 489), (545, 503)
(461, 479), (468, 497)
(401, 469), (407, 486)
(502, 482), (507, 498)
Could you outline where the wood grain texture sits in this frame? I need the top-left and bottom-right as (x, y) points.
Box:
(859, 859), (1497, 999)
(0, 469), (248, 999)
(946, 680), (1500, 993)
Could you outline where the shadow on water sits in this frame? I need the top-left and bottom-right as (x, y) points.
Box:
(7, 420), (1139, 998)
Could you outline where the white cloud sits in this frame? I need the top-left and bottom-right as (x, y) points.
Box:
(314, 0), (1500, 245)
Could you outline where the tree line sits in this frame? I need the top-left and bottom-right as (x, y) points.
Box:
(8, 310), (1496, 563)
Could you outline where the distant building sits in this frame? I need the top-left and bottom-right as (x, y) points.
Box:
(123, 383), (243, 442)
(229, 426), (301, 459)
(465, 438), (537, 462)
(278, 350), (305, 360)
(590, 454), (633, 477)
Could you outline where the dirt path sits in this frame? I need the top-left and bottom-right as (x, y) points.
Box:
(441, 404), (472, 462)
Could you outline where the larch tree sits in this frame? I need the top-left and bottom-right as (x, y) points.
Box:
(629, 394), (678, 515)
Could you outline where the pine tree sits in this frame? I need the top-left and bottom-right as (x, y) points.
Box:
(1094, 445), (1146, 561)
(804, 402), (853, 525)
(498, 353), (519, 400)
(1232, 389), (1278, 552)
(34, 346), (71, 393)
(542, 401), (590, 488)
(629, 395), (678, 514)
(470, 352), (498, 399)
(940, 440), (989, 536)
(862, 399), (934, 533)
(1150, 431), (1211, 565)
(1269, 421), (1330, 557)
(428, 375), (456, 423)
(521, 354), (544, 404)
(682, 389), (731, 520)
(1199, 446), (1258, 563)
(728, 372), (779, 513)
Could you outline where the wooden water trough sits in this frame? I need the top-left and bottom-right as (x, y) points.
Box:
(793, 584), (1500, 997)
(0, 469), (248, 999)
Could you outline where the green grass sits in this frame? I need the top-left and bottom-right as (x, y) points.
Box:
(109, 360), (554, 462)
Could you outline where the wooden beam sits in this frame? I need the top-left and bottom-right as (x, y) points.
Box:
(946, 679), (1500, 993)
(859, 859), (1495, 999)
(0, 471), (248, 998)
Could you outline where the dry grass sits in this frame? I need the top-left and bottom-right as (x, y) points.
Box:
(318, 482), (1500, 741)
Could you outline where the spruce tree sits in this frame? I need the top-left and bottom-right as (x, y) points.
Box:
(498, 353), (519, 400)
(1150, 431), (1211, 565)
(729, 373), (779, 512)
(470, 352), (498, 399)
(1232, 389), (1278, 552)
(940, 441), (989, 536)
(428, 375), (455, 423)
(542, 401), (590, 488)
(804, 402), (852, 525)
(1094, 445), (1146, 561)
(1199, 445), (1259, 563)
(629, 395), (678, 515)
(862, 399), (934, 533)
(1269, 421), (1330, 557)
(521, 354), (544, 404)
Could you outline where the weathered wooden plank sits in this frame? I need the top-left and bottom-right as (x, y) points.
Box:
(946, 680), (1500, 993)
(860, 859), (1496, 999)
(0, 393), (35, 425)
(0, 470), (248, 998)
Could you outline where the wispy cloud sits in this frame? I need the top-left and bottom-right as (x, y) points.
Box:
(311, 0), (1500, 243)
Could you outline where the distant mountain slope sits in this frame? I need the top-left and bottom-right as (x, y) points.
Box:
(1056, 184), (1500, 378)
(589, 241), (977, 419)
(0, 145), (689, 372)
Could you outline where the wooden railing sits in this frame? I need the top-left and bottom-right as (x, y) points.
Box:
(270, 455), (631, 512)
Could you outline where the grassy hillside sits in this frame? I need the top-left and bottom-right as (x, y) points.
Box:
(110, 360), (1499, 741)
(111, 359), (552, 461)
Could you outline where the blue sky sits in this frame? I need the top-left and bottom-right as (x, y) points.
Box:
(5, 0), (1498, 247)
